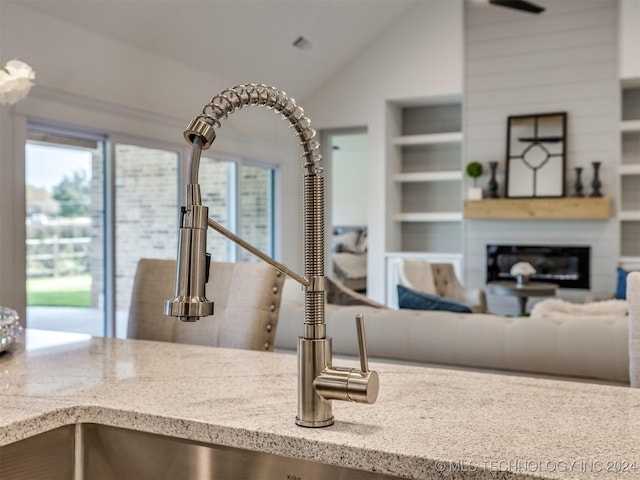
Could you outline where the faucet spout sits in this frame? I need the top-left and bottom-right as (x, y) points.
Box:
(164, 83), (378, 427)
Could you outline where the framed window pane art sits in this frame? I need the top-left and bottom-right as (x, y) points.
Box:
(505, 112), (567, 198)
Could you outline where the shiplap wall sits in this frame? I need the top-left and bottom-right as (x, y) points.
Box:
(464, 0), (619, 314)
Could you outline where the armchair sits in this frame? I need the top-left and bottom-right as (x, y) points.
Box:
(398, 260), (487, 313)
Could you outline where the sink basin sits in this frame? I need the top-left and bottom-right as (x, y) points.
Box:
(1, 423), (402, 479)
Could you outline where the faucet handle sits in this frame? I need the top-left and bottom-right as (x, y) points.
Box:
(355, 314), (369, 374)
(313, 313), (379, 404)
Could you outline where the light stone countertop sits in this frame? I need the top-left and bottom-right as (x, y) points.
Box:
(1, 330), (639, 479)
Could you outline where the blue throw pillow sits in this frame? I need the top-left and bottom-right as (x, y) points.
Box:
(397, 285), (472, 313)
(616, 267), (628, 300)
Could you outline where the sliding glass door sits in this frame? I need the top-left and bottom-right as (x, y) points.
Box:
(199, 156), (275, 263)
(25, 129), (106, 336)
(239, 163), (275, 262)
(25, 126), (276, 338)
(200, 156), (236, 262)
(114, 143), (180, 337)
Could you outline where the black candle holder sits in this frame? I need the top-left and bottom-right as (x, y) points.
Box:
(488, 161), (499, 198)
(573, 167), (584, 197)
(590, 161), (602, 197)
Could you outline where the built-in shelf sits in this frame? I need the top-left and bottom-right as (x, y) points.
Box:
(388, 100), (463, 255)
(393, 171), (462, 182)
(620, 256), (640, 269)
(619, 210), (640, 221)
(392, 131), (462, 146)
(393, 212), (463, 222)
(620, 84), (640, 265)
(621, 119), (640, 132)
(463, 197), (612, 219)
(619, 164), (640, 175)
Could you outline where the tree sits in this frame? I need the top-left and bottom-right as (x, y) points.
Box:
(26, 185), (60, 216)
(52, 170), (90, 217)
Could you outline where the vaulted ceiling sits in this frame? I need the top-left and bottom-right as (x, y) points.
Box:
(14, 0), (420, 100)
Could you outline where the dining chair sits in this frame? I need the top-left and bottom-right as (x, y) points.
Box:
(127, 258), (284, 351)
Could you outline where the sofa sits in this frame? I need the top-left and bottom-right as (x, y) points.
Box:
(274, 278), (632, 384)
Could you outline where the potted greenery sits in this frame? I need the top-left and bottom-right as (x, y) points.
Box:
(466, 161), (483, 200)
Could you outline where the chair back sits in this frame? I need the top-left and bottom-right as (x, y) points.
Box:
(397, 259), (437, 295)
(128, 258), (284, 351)
(431, 263), (463, 298)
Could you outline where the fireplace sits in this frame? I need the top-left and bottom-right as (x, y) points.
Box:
(486, 245), (590, 289)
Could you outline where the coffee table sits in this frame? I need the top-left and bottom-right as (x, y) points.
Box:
(488, 280), (558, 316)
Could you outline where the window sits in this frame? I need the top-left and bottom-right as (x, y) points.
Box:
(239, 163), (275, 262)
(200, 157), (236, 262)
(24, 126), (276, 338)
(25, 129), (106, 336)
(199, 156), (275, 262)
(114, 143), (180, 336)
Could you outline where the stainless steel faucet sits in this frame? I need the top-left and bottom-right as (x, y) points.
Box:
(164, 84), (378, 427)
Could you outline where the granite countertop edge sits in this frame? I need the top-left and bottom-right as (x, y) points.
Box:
(0, 403), (446, 480)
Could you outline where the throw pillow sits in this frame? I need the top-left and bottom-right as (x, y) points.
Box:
(397, 285), (472, 313)
(616, 267), (629, 300)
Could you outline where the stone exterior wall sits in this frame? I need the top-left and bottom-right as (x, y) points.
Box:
(200, 158), (272, 263)
(200, 157), (233, 262)
(90, 148), (273, 314)
(239, 165), (271, 262)
(114, 144), (179, 312)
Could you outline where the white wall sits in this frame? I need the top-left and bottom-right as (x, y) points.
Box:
(305, 0), (465, 301)
(464, 0), (620, 314)
(619, 0), (640, 81)
(0, 2), (302, 319)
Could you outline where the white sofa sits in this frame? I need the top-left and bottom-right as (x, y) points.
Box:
(274, 279), (631, 384)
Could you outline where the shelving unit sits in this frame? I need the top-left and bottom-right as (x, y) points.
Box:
(619, 84), (640, 266)
(392, 170), (462, 183)
(386, 99), (463, 255)
(393, 212), (463, 222)
(391, 131), (463, 146)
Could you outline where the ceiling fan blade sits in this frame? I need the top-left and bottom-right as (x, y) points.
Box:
(489, 0), (545, 14)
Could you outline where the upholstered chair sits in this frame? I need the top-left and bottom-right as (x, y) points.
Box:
(398, 260), (487, 313)
(127, 258), (284, 351)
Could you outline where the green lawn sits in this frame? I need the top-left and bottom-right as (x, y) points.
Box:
(27, 274), (91, 307)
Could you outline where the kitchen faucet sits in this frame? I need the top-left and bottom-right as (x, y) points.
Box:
(164, 84), (378, 427)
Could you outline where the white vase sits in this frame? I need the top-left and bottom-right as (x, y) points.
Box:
(468, 187), (483, 200)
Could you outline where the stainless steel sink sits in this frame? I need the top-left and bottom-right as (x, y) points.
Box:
(1, 423), (402, 480)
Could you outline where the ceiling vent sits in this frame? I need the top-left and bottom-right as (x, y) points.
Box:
(292, 36), (313, 50)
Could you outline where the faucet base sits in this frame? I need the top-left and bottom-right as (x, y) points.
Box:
(295, 416), (334, 428)
(297, 337), (334, 427)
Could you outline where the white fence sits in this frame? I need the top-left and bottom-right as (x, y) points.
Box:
(26, 236), (91, 277)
